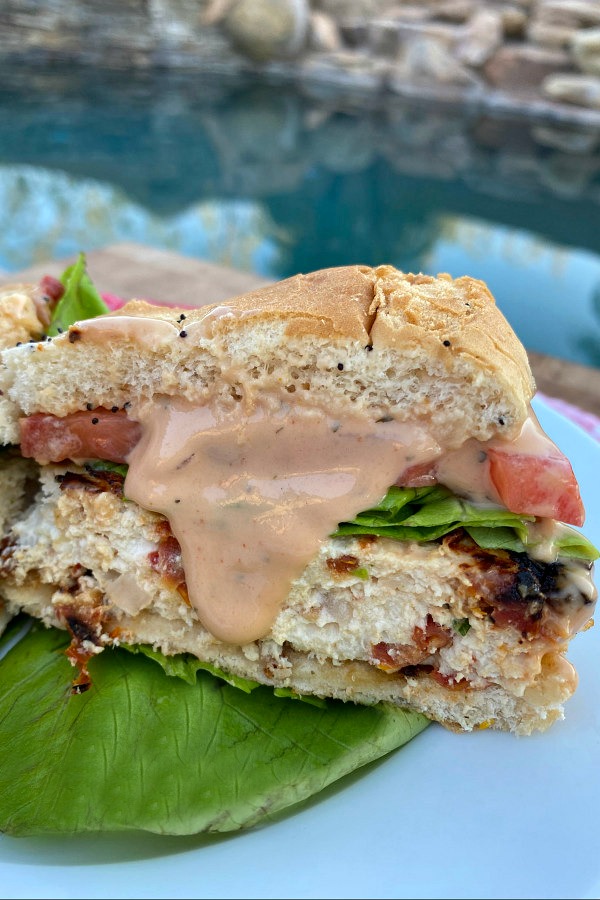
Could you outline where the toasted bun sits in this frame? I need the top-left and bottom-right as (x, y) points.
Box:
(0, 265), (535, 447)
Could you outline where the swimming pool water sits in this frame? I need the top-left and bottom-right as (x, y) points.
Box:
(1, 67), (599, 367)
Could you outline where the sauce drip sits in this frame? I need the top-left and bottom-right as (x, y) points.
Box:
(74, 314), (179, 346)
(125, 398), (440, 644)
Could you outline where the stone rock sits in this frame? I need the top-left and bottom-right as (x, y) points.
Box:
(3, 0), (600, 128)
(314, 0), (391, 16)
(497, 4), (528, 38)
(392, 19), (460, 46)
(457, 8), (503, 68)
(537, 1), (600, 28)
(390, 21), (462, 62)
(200, 0), (237, 27)
(338, 18), (369, 48)
(571, 27), (600, 77)
(528, 22), (577, 50)
(308, 11), (342, 52)
(301, 50), (387, 92)
(484, 45), (571, 91)
(543, 73), (600, 108)
(224, 0), (309, 62)
(391, 36), (479, 87)
(385, 4), (433, 24)
(532, 5), (580, 28)
(432, 1), (476, 24)
(367, 19), (403, 57)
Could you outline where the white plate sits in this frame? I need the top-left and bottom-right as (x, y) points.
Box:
(0, 395), (598, 900)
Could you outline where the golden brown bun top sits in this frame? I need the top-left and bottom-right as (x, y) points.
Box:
(371, 266), (535, 405)
(112, 263), (535, 409)
(110, 265), (377, 342)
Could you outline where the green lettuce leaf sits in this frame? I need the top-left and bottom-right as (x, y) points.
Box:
(334, 485), (599, 560)
(0, 623), (429, 836)
(463, 526), (526, 553)
(122, 641), (261, 692)
(124, 643), (329, 706)
(85, 459), (129, 480)
(47, 252), (109, 336)
(273, 687), (328, 708)
(334, 486), (532, 545)
(554, 528), (600, 561)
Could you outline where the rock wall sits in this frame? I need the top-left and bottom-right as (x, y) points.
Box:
(2, 0), (600, 123)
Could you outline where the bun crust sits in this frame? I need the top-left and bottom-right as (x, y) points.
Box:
(111, 265), (534, 407)
(207, 264), (377, 341)
(371, 267), (534, 414)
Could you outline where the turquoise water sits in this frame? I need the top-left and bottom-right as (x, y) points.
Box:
(1, 68), (599, 367)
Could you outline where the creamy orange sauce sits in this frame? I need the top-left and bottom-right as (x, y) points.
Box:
(125, 398), (441, 644)
(435, 439), (495, 504)
(436, 410), (568, 506)
(74, 314), (179, 347)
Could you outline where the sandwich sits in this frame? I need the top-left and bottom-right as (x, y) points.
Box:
(0, 260), (597, 746)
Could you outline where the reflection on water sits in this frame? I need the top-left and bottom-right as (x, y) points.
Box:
(0, 68), (599, 367)
(0, 165), (279, 279)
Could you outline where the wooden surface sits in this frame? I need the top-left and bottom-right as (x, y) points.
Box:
(2, 242), (599, 418)
(1, 242), (269, 307)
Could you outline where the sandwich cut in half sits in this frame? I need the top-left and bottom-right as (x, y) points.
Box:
(0, 262), (597, 737)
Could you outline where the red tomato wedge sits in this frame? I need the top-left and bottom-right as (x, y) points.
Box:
(487, 447), (584, 527)
(395, 461), (437, 488)
(38, 275), (65, 303)
(19, 409), (141, 465)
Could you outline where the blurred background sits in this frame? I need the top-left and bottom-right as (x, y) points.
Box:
(1, 0), (599, 369)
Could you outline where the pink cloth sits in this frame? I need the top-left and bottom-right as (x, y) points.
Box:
(100, 292), (125, 311)
(101, 294), (600, 444)
(101, 292), (192, 311)
(538, 392), (600, 445)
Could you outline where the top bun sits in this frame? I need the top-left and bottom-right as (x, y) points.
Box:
(0, 265), (535, 448)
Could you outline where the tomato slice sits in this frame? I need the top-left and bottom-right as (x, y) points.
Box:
(395, 461), (437, 487)
(487, 447), (584, 527)
(38, 275), (65, 304)
(19, 409), (141, 464)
